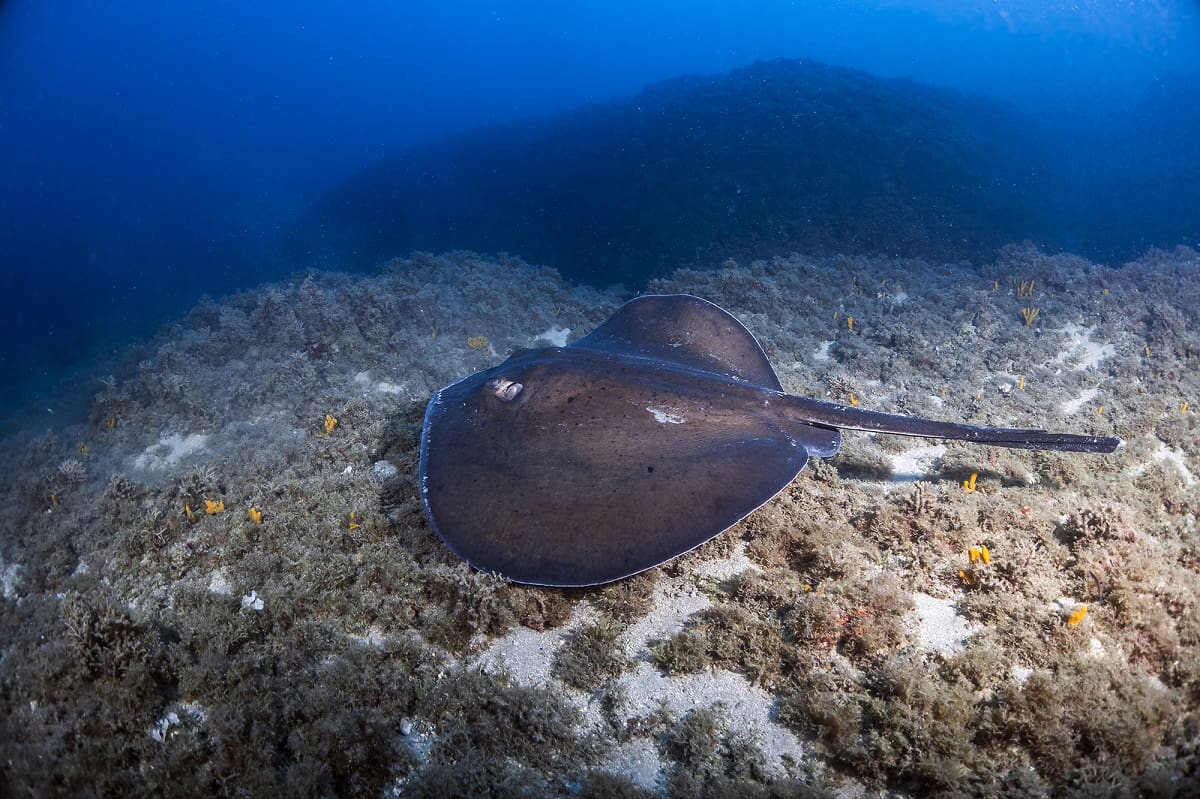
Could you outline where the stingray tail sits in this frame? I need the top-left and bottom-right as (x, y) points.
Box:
(783, 395), (1120, 453)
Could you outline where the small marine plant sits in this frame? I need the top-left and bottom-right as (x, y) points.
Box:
(594, 572), (657, 622)
(56, 458), (87, 484)
(664, 706), (724, 767)
(1059, 505), (1132, 546)
(652, 629), (712, 675)
(901, 482), (935, 516)
(59, 592), (162, 679)
(551, 618), (632, 691)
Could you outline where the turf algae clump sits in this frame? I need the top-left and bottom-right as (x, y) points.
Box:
(652, 629), (713, 676)
(551, 619), (633, 692)
(399, 668), (585, 796)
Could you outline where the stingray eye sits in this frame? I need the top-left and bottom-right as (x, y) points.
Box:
(485, 377), (523, 402)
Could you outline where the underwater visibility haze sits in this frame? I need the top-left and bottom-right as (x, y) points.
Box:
(2, 0), (1199, 412)
(2, 1), (1200, 795)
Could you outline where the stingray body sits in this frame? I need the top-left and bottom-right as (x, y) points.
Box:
(419, 294), (1118, 587)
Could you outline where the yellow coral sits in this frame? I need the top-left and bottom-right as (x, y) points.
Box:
(184, 503), (197, 524)
(248, 507), (263, 525)
(204, 499), (225, 515)
(962, 472), (978, 493)
(347, 511), (360, 531)
(1021, 307), (1040, 327)
(466, 336), (489, 350)
(969, 545), (991, 565)
(324, 414), (338, 435)
(1066, 604), (1088, 627)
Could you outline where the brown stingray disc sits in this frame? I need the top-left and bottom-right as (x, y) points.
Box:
(418, 294), (1118, 587)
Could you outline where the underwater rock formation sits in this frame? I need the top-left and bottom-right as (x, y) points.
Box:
(299, 58), (1047, 285)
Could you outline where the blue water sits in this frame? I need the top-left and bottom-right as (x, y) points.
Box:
(1, 0), (1197, 416)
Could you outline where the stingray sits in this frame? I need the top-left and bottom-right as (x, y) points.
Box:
(419, 294), (1119, 587)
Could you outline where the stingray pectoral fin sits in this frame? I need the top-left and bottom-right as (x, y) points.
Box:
(572, 294), (785, 391)
(423, 437), (809, 586)
(420, 388), (810, 586)
(783, 394), (1120, 453)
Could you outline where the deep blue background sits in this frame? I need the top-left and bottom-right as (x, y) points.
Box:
(1, 1), (1197, 413)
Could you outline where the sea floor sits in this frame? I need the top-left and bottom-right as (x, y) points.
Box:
(1, 244), (1198, 797)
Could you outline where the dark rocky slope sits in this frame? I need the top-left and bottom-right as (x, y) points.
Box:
(298, 58), (1050, 286)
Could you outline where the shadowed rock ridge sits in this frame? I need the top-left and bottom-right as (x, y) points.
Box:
(298, 58), (1047, 285)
